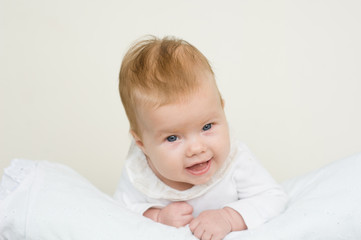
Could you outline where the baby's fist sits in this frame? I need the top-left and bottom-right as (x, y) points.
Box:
(158, 202), (194, 228)
(189, 209), (232, 240)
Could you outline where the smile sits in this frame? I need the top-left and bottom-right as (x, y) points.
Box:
(186, 158), (212, 176)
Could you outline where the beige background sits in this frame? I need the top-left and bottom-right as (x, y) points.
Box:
(1, 0), (360, 195)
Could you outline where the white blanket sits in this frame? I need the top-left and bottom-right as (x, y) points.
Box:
(1, 152), (361, 240)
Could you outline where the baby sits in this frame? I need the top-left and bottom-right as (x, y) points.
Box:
(114, 36), (288, 240)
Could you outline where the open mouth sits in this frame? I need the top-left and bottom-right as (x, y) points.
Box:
(186, 159), (212, 176)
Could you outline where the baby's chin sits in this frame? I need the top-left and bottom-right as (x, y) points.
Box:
(188, 171), (216, 186)
(167, 175), (213, 191)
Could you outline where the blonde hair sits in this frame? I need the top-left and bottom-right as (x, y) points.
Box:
(119, 36), (220, 135)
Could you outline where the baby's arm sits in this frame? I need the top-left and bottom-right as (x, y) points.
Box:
(144, 201), (194, 228)
(189, 207), (246, 240)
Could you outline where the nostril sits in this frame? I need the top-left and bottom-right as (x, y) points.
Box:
(186, 144), (206, 157)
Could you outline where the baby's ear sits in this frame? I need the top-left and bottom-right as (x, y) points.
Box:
(221, 98), (225, 109)
(130, 130), (145, 152)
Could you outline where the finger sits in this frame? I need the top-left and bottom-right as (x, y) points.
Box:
(189, 218), (199, 232)
(175, 215), (193, 227)
(201, 231), (212, 240)
(212, 232), (225, 240)
(178, 202), (193, 214)
(182, 214), (194, 226)
(193, 227), (205, 240)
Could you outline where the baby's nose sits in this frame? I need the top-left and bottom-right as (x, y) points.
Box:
(185, 137), (206, 158)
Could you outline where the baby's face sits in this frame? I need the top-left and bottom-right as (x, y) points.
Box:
(133, 74), (230, 191)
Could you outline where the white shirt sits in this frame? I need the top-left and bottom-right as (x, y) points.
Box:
(114, 140), (288, 229)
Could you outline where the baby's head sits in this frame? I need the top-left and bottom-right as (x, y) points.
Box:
(119, 36), (230, 190)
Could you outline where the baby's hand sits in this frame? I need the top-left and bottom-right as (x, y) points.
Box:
(144, 202), (193, 228)
(189, 209), (233, 240)
(159, 201), (194, 227)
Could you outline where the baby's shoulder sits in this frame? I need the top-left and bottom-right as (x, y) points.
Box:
(230, 140), (255, 161)
(229, 140), (261, 171)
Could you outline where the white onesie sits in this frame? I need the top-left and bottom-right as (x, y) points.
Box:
(114, 140), (288, 229)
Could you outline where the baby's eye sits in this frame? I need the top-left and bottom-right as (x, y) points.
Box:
(166, 135), (178, 142)
(202, 123), (212, 131)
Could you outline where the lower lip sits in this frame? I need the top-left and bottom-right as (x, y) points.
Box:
(186, 159), (212, 176)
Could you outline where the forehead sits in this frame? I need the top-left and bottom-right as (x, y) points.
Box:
(135, 80), (223, 134)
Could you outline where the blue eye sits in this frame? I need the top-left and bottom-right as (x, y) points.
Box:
(166, 135), (178, 142)
(202, 123), (212, 131)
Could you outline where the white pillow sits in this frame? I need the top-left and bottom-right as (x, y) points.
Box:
(1, 152), (361, 240)
(0, 159), (197, 240)
(226, 152), (361, 240)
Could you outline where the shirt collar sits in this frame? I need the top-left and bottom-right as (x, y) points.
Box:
(124, 140), (236, 201)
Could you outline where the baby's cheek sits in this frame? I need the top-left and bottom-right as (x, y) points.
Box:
(215, 136), (229, 152)
(159, 157), (182, 175)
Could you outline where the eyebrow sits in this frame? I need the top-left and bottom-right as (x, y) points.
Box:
(156, 113), (221, 137)
(156, 128), (180, 137)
